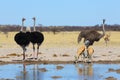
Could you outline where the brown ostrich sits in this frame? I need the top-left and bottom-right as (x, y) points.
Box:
(76, 19), (106, 62)
(78, 19), (106, 48)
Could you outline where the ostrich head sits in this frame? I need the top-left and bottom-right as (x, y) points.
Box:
(32, 17), (36, 31)
(98, 19), (106, 39)
(20, 18), (26, 32)
(22, 18), (26, 21)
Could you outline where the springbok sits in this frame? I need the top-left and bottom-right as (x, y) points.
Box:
(104, 32), (111, 46)
(87, 46), (94, 62)
(75, 45), (94, 63)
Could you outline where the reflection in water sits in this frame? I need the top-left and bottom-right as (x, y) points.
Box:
(17, 64), (42, 80)
(75, 63), (94, 80)
(23, 63), (26, 80)
(33, 64), (41, 80)
(0, 63), (120, 80)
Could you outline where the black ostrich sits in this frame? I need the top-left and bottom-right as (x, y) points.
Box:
(14, 18), (30, 60)
(78, 19), (106, 47)
(30, 17), (44, 59)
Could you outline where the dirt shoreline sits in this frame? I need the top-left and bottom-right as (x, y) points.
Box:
(0, 45), (120, 64)
(0, 60), (120, 65)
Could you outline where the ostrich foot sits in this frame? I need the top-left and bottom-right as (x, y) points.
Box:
(83, 59), (88, 63)
(28, 52), (36, 59)
(74, 56), (79, 63)
(34, 58), (38, 60)
(87, 59), (92, 63)
(74, 60), (79, 63)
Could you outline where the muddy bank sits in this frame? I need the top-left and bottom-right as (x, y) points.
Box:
(0, 46), (120, 64)
(0, 60), (120, 65)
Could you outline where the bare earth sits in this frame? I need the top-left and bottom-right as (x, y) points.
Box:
(0, 45), (120, 64)
(0, 31), (120, 64)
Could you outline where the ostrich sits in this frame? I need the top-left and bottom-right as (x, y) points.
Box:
(76, 19), (105, 62)
(78, 19), (106, 48)
(30, 17), (44, 59)
(75, 45), (94, 63)
(14, 18), (30, 60)
(104, 32), (111, 46)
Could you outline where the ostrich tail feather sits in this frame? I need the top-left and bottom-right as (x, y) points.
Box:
(77, 33), (82, 44)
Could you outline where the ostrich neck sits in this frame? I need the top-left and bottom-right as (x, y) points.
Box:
(99, 21), (105, 39)
(33, 20), (36, 31)
(20, 21), (24, 32)
(102, 23), (105, 35)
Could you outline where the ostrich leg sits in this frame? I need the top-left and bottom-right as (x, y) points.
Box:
(22, 46), (26, 60)
(84, 40), (90, 56)
(83, 40), (90, 62)
(32, 44), (35, 59)
(36, 44), (40, 59)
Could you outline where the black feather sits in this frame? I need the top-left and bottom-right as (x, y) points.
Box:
(30, 31), (44, 45)
(14, 31), (30, 47)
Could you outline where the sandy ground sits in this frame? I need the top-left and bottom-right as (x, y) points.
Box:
(0, 44), (120, 64)
(0, 31), (119, 64)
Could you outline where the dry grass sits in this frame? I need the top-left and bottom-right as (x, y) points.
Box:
(0, 56), (9, 58)
(42, 31), (79, 47)
(7, 53), (21, 57)
(43, 31), (120, 47)
(53, 54), (57, 57)
(62, 54), (69, 57)
(94, 31), (120, 46)
(0, 32), (17, 48)
(0, 31), (119, 48)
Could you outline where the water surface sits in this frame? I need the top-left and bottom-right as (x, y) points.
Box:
(0, 63), (120, 80)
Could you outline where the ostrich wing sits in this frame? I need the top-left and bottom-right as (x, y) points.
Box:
(86, 31), (102, 41)
(77, 30), (102, 44)
(77, 30), (88, 43)
(77, 33), (82, 43)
